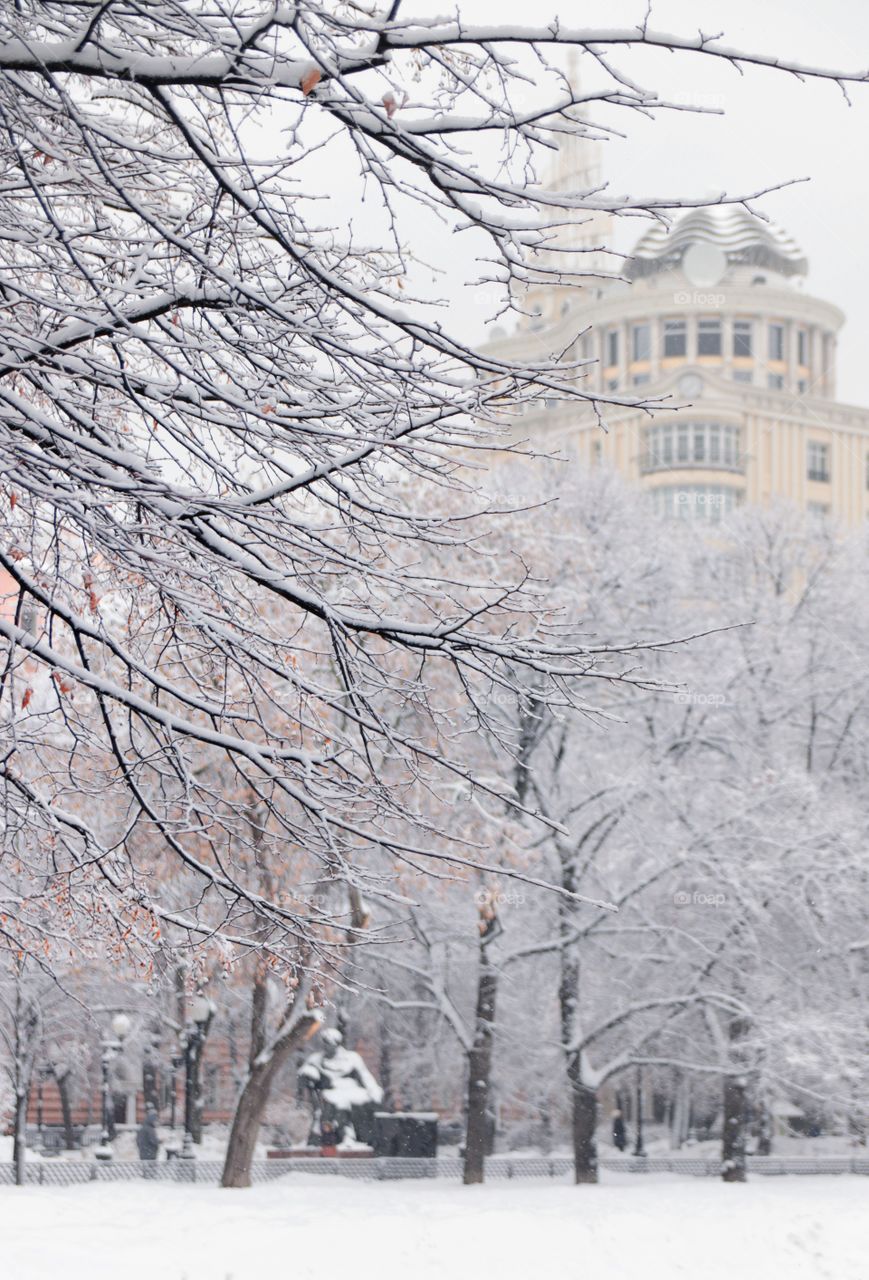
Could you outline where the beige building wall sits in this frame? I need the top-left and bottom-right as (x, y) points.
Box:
(484, 203), (869, 528)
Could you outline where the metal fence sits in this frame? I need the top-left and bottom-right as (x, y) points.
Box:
(2, 1153), (868, 1186)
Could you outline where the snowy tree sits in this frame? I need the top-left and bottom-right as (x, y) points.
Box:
(1, 4), (868, 1188)
(3, 1), (868, 967)
(0, 2), (701, 974)
(361, 484), (869, 1182)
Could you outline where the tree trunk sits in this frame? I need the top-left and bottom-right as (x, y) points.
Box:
(756, 1101), (772, 1156)
(174, 962), (187, 1031)
(721, 1016), (750, 1182)
(570, 1071), (598, 1183)
(55, 1070), (76, 1150)
(221, 1003), (319, 1188)
(221, 1054), (283, 1188)
(557, 861), (599, 1183)
(463, 940), (497, 1185)
(13, 1088), (27, 1186)
(670, 1071), (690, 1151)
(379, 1013), (394, 1112)
(540, 1105), (553, 1155)
(222, 832), (358, 1189)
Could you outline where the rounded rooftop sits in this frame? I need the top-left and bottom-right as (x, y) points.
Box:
(626, 207), (807, 281)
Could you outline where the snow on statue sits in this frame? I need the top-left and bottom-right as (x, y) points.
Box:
(299, 1029), (383, 1150)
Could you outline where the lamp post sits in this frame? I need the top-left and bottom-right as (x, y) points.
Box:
(633, 1064), (646, 1158)
(180, 993), (215, 1159)
(95, 1012), (131, 1161)
(36, 1065), (50, 1152)
(169, 1050), (183, 1133)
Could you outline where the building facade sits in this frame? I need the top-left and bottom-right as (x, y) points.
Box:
(485, 150), (869, 526)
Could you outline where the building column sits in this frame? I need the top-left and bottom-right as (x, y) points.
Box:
(649, 316), (661, 383)
(824, 332), (834, 396)
(619, 320), (629, 388)
(722, 313), (734, 379)
(807, 325), (819, 393)
(686, 313), (698, 364)
(787, 320), (798, 394)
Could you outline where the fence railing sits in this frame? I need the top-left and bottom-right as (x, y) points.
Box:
(2, 1153), (868, 1186)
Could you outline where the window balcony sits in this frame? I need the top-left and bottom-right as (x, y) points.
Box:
(641, 454), (746, 476)
(641, 422), (745, 476)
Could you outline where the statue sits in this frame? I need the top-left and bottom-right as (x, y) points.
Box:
(299, 1028), (383, 1149)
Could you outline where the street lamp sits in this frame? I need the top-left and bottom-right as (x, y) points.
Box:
(36, 1065), (50, 1153)
(181, 993), (215, 1159)
(633, 1064), (646, 1158)
(169, 1050), (183, 1132)
(95, 1012), (131, 1161)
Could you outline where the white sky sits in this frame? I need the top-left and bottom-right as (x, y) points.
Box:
(450, 0), (869, 404)
(259, 1), (869, 403)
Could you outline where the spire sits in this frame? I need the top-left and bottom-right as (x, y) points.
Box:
(516, 55), (615, 329)
(544, 53), (603, 196)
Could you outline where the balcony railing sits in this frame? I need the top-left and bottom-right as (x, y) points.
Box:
(640, 454), (746, 476)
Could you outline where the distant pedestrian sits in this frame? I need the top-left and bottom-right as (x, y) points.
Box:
(136, 1104), (160, 1174)
(612, 1109), (627, 1152)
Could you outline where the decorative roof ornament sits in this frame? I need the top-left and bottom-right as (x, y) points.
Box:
(626, 207), (807, 280)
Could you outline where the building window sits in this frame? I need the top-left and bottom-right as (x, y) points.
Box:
(648, 426), (673, 468)
(633, 373), (650, 386)
(808, 502), (829, 518)
(733, 320), (753, 357)
(677, 423), (690, 463)
(606, 329), (619, 366)
(632, 323), (651, 361)
(644, 423), (741, 473)
(797, 379), (808, 395)
(797, 328), (808, 366)
(606, 377), (619, 392)
(592, 439), (602, 466)
(663, 319), (687, 358)
(807, 441), (830, 482)
(733, 369), (753, 384)
(697, 318), (722, 356)
(767, 373), (784, 390)
(708, 423), (720, 463)
(769, 323), (785, 361)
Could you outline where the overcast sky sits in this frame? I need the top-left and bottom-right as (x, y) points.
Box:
(452, 0), (869, 404)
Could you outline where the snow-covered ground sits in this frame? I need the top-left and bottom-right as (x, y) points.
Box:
(2, 1173), (866, 1280)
